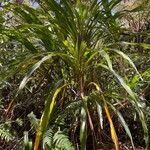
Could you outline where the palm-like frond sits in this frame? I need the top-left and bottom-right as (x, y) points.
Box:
(0, 0), (149, 149)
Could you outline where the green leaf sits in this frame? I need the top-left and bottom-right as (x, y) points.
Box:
(53, 130), (75, 150)
(96, 101), (103, 129)
(110, 104), (135, 150)
(98, 61), (149, 149)
(112, 49), (143, 80)
(99, 51), (137, 101)
(18, 54), (53, 92)
(42, 129), (54, 149)
(34, 81), (66, 150)
(80, 99), (87, 150)
(24, 131), (33, 150)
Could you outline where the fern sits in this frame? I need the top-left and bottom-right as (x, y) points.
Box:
(54, 100), (82, 123)
(42, 101), (81, 149)
(27, 111), (39, 129)
(53, 130), (74, 150)
(0, 124), (13, 142)
(43, 129), (75, 150)
(43, 128), (54, 150)
(65, 100), (82, 113)
(51, 100), (81, 129)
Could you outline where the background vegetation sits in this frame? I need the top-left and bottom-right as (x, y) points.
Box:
(0, 0), (150, 149)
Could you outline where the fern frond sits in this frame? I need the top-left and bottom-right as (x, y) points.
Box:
(27, 111), (39, 129)
(43, 128), (54, 149)
(65, 100), (82, 113)
(0, 124), (13, 142)
(53, 130), (75, 150)
(43, 128), (75, 150)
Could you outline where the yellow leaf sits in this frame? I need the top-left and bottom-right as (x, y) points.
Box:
(104, 102), (119, 150)
(34, 127), (42, 150)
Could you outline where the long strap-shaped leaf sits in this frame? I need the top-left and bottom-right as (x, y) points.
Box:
(110, 103), (135, 150)
(89, 82), (119, 150)
(111, 49), (143, 80)
(34, 81), (66, 150)
(18, 52), (73, 93)
(80, 105), (87, 150)
(99, 50), (137, 101)
(99, 50), (149, 149)
(104, 101), (119, 150)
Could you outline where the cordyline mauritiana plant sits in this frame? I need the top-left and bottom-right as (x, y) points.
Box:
(0, 0), (149, 149)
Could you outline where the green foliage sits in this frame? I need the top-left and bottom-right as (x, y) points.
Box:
(27, 111), (39, 129)
(0, 0), (150, 150)
(0, 124), (13, 142)
(43, 129), (74, 150)
(24, 131), (33, 150)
